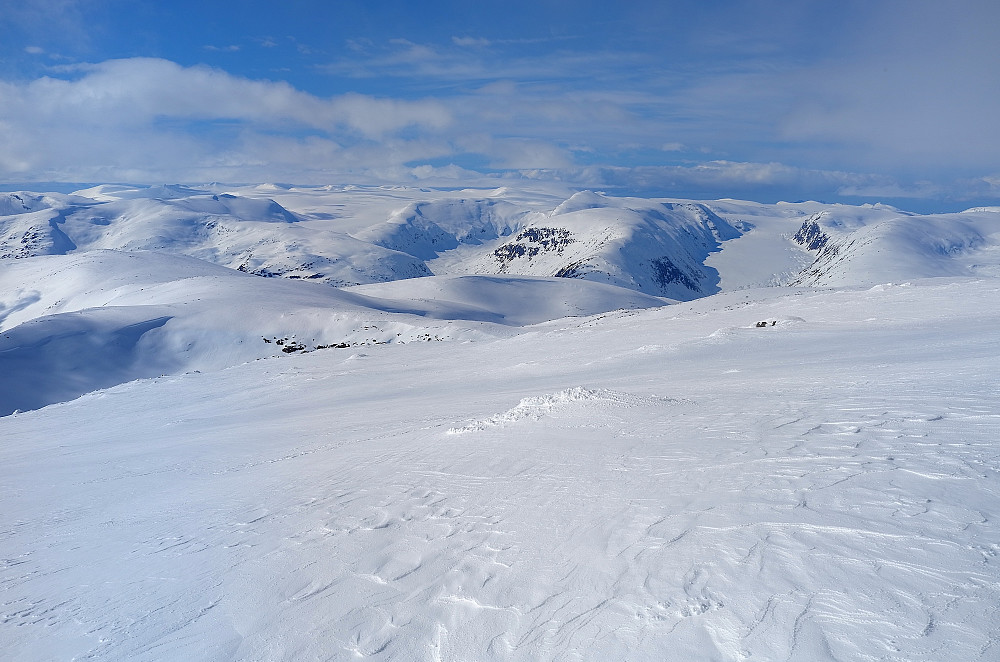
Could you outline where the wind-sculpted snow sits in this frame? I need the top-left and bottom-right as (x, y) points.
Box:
(447, 386), (679, 434)
(2, 277), (998, 660)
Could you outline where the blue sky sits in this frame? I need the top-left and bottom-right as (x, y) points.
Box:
(2, 0), (998, 210)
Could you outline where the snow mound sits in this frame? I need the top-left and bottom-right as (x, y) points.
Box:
(0, 247), (672, 415)
(550, 189), (610, 215)
(448, 386), (674, 434)
(346, 274), (672, 325)
(71, 183), (210, 201)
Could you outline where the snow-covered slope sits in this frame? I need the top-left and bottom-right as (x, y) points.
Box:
(417, 191), (746, 300)
(0, 249), (672, 415)
(346, 274), (672, 326)
(0, 188), (431, 286)
(3, 183), (1000, 660)
(791, 208), (1000, 286)
(5, 182), (1000, 417)
(8, 184), (999, 297)
(0, 250), (499, 415)
(355, 197), (526, 260)
(2, 276), (998, 660)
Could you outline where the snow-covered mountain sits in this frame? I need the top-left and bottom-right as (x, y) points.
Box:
(0, 187), (431, 286)
(790, 207), (1000, 286)
(4, 182), (1000, 417)
(2, 182), (1000, 661)
(355, 190), (749, 300)
(356, 197), (526, 260)
(0, 186), (756, 300)
(0, 248), (670, 416)
(430, 192), (747, 300)
(11, 183), (999, 302)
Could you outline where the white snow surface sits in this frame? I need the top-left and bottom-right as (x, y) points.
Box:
(2, 183), (1000, 660)
(345, 275), (672, 326)
(0, 249), (670, 416)
(791, 209), (1000, 285)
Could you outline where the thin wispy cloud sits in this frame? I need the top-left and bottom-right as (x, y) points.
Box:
(4, 0), (95, 57)
(319, 38), (650, 87)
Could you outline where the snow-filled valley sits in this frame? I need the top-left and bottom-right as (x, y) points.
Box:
(2, 184), (999, 660)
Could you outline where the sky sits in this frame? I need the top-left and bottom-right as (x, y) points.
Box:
(1, 0), (998, 210)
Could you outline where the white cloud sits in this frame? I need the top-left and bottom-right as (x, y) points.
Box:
(318, 38), (648, 86)
(534, 161), (903, 200)
(485, 139), (575, 170)
(40, 59), (452, 136)
(0, 58), (456, 182)
(2, 8), (999, 211)
(452, 36), (491, 48)
(836, 181), (945, 200)
(533, 160), (1000, 206)
(0, 55), (664, 182)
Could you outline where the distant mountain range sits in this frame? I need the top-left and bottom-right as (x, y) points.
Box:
(2, 183), (999, 414)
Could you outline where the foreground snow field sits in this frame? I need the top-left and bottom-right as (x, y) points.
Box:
(2, 185), (1000, 660)
(3, 276), (999, 660)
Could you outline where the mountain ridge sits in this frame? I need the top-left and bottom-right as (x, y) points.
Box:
(3, 182), (1000, 415)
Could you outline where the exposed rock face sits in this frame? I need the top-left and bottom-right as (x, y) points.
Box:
(792, 214), (832, 252)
